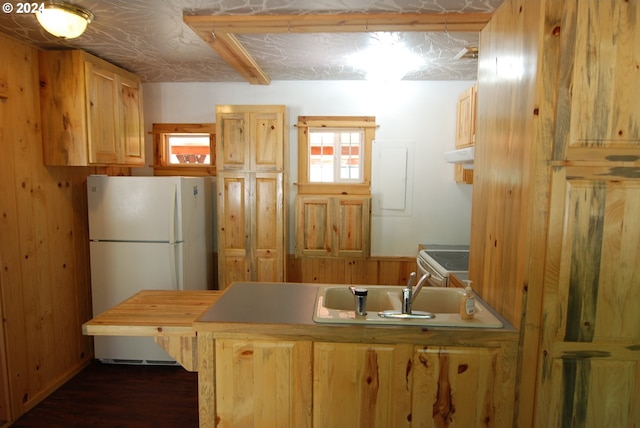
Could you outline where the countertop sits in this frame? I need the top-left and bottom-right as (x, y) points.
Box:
(83, 290), (223, 337)
(195, 282), (517, 344)
(198, 282), (318, 325)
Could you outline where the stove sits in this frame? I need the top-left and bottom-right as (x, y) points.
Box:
(417, 245), (469, 287)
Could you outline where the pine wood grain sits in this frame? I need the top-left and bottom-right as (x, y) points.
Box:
(0, 33), (130, 425)
(83, 290), (222, 336)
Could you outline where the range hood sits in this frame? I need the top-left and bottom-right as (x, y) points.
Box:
(444, 146), (474, 169)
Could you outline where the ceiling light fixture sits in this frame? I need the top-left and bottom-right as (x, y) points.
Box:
(348, 33), (424, 82)
(36, 2), (94, 39)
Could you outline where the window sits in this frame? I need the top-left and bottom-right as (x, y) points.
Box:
(152, 123), (216, 176)
(297, 116), (375, 195)
(166, 134), (211, 165)
(309, 128), (364, 183)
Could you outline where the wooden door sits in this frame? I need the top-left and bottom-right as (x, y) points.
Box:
(119, 75), (144, 165)
(313, 342), (413, 428)
(217, 172), (251, 289)
(534, 2), (640, 426)
(536, 171), (640, 427)
(85, 63), (119, 164)
(412, 345), (515, 427)
(253, 173), (284, 282)
(214, 338), (312, 428)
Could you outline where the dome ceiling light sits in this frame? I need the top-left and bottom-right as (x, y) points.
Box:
(36, 2), (94, 39)
(348, 33), (424, 82)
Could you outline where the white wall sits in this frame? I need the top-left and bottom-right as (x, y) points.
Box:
(141, 80), (474, 257)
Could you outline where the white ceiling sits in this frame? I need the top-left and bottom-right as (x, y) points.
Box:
(0, 0), (504, 83)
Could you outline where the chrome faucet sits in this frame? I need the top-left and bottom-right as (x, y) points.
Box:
(402, 272), (431, 314)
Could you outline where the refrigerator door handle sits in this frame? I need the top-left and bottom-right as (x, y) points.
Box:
(169, 184), (177, 244)
(170, 243), (183, 290)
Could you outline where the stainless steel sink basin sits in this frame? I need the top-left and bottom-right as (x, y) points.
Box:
(314, 285), (504, 328)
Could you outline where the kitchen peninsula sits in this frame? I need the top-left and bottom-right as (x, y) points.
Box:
(84, 282), (518, 427)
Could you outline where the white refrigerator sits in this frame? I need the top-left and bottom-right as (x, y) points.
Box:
(87, 175), (212, 364)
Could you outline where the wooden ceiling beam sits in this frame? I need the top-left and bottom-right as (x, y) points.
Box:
(184, 12), (491, 85)
(185, 23), (271, 84)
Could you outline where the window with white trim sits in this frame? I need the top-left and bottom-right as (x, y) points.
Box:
(297, 116), (375, 195)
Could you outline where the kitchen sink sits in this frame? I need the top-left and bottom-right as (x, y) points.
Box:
(314, 285), (504, 328)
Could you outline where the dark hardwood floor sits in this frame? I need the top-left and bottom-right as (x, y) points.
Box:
(11, 360), (199, 428)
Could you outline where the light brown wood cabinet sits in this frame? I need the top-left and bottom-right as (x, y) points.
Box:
(206, 337), (516, 427)
(295, 195), (370, 258)
(454, 84), (477, 184)
(456, 84), (477, 149)
(212, 338), (312, 427)
(39, 50), (144, 166)
(216, 106), (285, 171)
(217, 171), (285, 288)
(313, 342), (413, 427)
(215, 105), (287, 289)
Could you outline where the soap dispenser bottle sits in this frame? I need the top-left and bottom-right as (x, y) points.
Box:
(459, 280), (476, 320)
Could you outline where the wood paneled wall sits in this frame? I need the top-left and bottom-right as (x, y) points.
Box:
(0, 33), (128, 424)
(286, 255), (416, 286)
(470, 0), (542, 331)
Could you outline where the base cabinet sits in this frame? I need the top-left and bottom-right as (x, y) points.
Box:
(212, 338), (312, 427)
(313, 342), (413, 427)
(200, 337), (516, 427)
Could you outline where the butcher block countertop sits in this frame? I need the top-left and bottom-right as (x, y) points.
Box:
(83, 290), (223, 337)
(82, 290), (222, 371)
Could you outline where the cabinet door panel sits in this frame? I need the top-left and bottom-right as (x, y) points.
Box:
(252, 112), (284, 170)
(217, 112), (249, 170)
(455, 85), (476, 148)
(412, 346), (512, 427)
(335, 197), (370, 258)
(218, 173), (249, 288)
(559, 1), (640, 161)
(119, 76), (144, 165)
(86, 64), (119, 164)
(314, 342), (413, 427)
(295, 196), (331, 257)
(254, 173), (284, 282)
(215, 339), (312, 428)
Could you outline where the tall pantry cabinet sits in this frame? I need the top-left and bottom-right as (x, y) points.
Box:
(216, 105), (288, 289)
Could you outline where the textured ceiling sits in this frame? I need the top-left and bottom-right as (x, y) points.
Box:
(0, 0), (504, 83)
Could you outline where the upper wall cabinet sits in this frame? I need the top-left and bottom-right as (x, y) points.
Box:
(454, 84), (477, 184)
(39, 50), (144, 167)
(456, 84), (477, 149)
(216, 105), (285, 172)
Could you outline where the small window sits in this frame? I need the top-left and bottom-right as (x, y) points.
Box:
(152, 123), (216, 176)
(297, 116), (375, 195)
(166, 134), (211, 165)
(309, 128), (364, 183)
